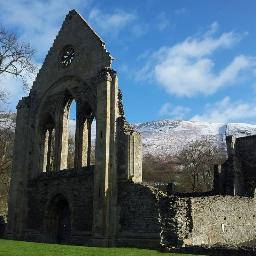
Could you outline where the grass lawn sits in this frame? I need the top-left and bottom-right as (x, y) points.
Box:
(0, 239), (204, 256)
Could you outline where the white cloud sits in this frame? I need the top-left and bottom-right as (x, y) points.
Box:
(159, 103), (190, 119)
(88, 8), (137, 36)
(191, 97), (256, 123)
(137, 23), (256, 97)
(0, 0), (89, 58)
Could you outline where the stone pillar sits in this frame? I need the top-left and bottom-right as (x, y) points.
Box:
(75, 103), (88, 170)
(127, 132), (142, 183)
(46, 128), (53, 172)
(75, 103), (94, 170)
(93, 69), (118, 245)
(60, 105), (69, 170)
(54, 97), (69, 171)
(117, 130), (142, 183)
(6, 97), (31, 239)
(40, 130), (49, 172)
(107, 71), (119, 244)
(87, 116), (93, 167)
(224, 136), (244, 196)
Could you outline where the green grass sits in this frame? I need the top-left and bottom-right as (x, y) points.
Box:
(0, 239), (202, 256)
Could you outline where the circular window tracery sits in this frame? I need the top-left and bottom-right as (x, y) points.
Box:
(60, 47), (75, 68)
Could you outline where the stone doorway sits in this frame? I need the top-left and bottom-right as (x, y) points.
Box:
(45, 194), (71, 243)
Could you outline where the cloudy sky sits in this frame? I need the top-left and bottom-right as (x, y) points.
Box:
(1, 0), (256, 124)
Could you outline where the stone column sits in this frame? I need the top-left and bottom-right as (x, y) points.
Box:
(106, 71), (119, 244)
(60, 105), (69, 170)
(224, 136), (244, 196)
(75, 102), (86, 170)
(46, 128), (53, 172)
(75, 102), (94, 170)
(40, 130), (49, 172)
(87, 116), (93, 166)
(93, 69), (118, 245)
(6, 97), (31, 239)
(54, 96), (69, 171)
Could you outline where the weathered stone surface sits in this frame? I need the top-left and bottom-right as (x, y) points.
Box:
(189, 195), (256, 246)
(6, 8), (256, 251)
(220, 135), (256, 196)
(7, 10), (142, 246)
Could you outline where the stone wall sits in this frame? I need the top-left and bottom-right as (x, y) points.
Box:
(158, 195), (191, 247)
(178, 195), (256, 247)
(117, 182), (161, 247)
(221, 135), (256, 196)
(116, 183), (191, 248)
(24, 169), (94, 244)
(235, 136), (256, 196)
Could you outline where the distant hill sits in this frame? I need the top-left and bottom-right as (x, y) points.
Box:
(135, 120), (256, 158)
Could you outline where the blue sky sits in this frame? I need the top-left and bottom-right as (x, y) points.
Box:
(1, 0), (256, 124)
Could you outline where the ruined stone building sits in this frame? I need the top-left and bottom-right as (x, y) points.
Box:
(7, 10), (143, 246)
(6, 10), (256, 249)
(216, 135), (256, 197)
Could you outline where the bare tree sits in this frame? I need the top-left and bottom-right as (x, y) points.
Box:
(0, 25), (36, 218)
(142, 153), (177, 183)
(0, 112), (15, 218)
(177, 138), (223, 192)
(0, 25), (37, 90)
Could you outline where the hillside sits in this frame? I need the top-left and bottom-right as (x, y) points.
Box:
(3, 114), (256, 158)
(135, 120), (256, 158)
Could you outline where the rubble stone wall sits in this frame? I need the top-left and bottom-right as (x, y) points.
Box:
(188, 195), (256, 246)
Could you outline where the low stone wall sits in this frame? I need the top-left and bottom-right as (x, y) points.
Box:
(117, 182), (160, 237)
(155, 194), (256, 248)
(158, 195), (191, 247)
(188, 195), (256, 247)
(117, 182), (192, 248)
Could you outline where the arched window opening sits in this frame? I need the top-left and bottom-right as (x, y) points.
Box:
(75, 102), (95, 170)
(41, 116), (55, 172)
(59, 98), (95, 171)
(82, 115), (95, 167)
(90, 118), (96, 165)
(67, 100), (76, 169)
(59, 97), (76, 171)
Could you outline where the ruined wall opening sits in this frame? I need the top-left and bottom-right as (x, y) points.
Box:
(40, 115), (56, 172)
(67, 100), (76, 169)
(45, 194), (71, 243)
(59, 97), (76, 170)
(58, 97), (96, 171)
(75, 101), (95, 169)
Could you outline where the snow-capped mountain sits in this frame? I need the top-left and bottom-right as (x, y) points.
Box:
(73, 119), (256, 158)
(3, 113), (256, 159)
(134, 120), (256, 158)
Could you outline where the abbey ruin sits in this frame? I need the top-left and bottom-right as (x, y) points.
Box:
(6, 10), (256, 250)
